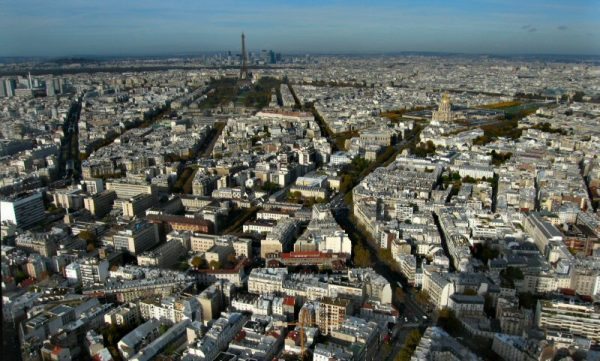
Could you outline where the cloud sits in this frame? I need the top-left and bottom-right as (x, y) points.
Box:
(557, 25), (568, 30)
(522, 24), (531, 29)
(528, 27), (537, 32)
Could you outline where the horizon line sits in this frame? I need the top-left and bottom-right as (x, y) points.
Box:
(2, 50), (600, 61)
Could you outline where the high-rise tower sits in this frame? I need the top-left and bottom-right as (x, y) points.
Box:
(240, 33), (249, 80)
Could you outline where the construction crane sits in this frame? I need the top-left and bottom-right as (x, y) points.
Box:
(274, 318), (313, 360)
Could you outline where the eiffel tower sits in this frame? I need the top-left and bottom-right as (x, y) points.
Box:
(239, 32), (249, 80)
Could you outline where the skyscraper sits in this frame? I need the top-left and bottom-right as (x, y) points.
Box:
(0, 79), (6, 97)
(46, 79), (55, 96)
(4, 78), (16, 97)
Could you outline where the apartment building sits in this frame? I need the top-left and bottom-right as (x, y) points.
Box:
(0, 191), (45, 229)
(113, 221), (160, 255)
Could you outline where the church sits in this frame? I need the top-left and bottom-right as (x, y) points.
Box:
(432, 93), (460, 123)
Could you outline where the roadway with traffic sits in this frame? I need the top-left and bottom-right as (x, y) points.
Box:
(57, 95), (83, 182)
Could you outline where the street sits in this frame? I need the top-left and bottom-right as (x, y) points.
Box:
(306, 114), (431, 359)
(57, 96), (83, 182)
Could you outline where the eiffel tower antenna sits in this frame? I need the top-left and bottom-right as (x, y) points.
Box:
(240, 32), (249, 80)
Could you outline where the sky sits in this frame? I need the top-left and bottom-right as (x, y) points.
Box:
(1, 0), (599, 57)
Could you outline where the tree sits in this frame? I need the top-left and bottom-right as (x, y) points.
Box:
(405, 330), (422, 347)
(78, 230), (97, 243)
(531, 122), (566, 135)
(473, 243), (499, 264)
(518, 292), (538, 310)
(103, 324), (121, 346)
(473, 134), (492, 145)
(288, 191), (302, 203)
(500, 266), (524, 287)
(462, 175), (477, 184)
(353, 243), (371, 267)
(415, 289), (430, 305)
(378, 248), (396, 269)
(191, 256), (205, 269)
(394, 329), (423, 361)
(340, 175), (355, 193)
(14, 269), (28, 284)
(395, 349), (412, 361)
(351, 157), (370, 172)
(209, 260), (222, 270)
(80, 230), (98, 253)
(261, 181), (281, 193)
(437, 308), (461, 334)
(343, 191), (353, 206)
(490, 151), (512, 166)
(412, 140), (436, 158)
(227, 253), (238, 265)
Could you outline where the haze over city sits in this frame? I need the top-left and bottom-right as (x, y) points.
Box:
(1, 0), (600, 57)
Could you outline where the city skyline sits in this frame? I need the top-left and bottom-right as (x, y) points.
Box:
(1, 0), (599, 57)
(2, 5), (600, 359)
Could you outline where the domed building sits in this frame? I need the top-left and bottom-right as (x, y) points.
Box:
(432, 93), (457, 123)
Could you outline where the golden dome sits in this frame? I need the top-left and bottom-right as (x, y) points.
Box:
(441, 93), (451, 104)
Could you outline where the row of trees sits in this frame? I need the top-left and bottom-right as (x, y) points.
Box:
(353, 243), (371, 267)
(339, 157), (371, 194)
(172, 167), (196, 194)
(481, 100), (522, 109)
(286, 191), (327, 207)
(394, 330), (423, 361)
(190, 256), (226, 271)
(340, 145), (399, 200)
(531, 122), (568, 135)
